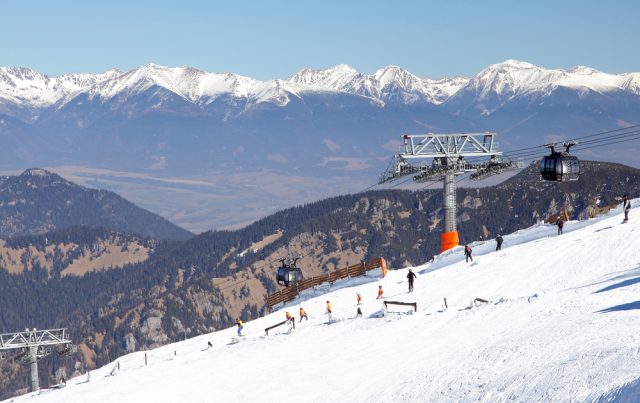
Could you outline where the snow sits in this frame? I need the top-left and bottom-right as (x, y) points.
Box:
(8, 200), (640, 402)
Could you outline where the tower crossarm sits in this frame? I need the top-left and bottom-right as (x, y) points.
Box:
(0, 328), (71, 350)
(400, 132), (502, 159)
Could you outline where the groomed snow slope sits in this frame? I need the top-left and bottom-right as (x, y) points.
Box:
(10, 202), (640, 402)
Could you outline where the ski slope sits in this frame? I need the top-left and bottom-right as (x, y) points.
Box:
(8, 202), (640, 402)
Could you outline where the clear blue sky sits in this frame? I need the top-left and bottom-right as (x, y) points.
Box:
(2, 0), (638, 79)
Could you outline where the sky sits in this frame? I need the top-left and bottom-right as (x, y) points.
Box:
(2, 0), (639, 79)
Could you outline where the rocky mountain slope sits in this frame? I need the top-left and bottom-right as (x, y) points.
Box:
(0, 160), (638, 398)
(0, 168), (192, 240)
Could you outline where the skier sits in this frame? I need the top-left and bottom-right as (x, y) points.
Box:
(356, 306), (363, 317)
(623, 195), (631, 222)
(464, 244), (473, 263)
(496, 234), (503, 251)
(356, 292), (362, 305)
(407, 269), (417, 293)
(326, 300), (333, 323)
(285, 311), (294, 331)
(299, 307), (308, 321)
(556, 217), (564, 235)
(235, 318), (244, 336)
(377, 285), (384, 299)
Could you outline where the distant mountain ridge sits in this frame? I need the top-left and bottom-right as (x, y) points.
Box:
(0, 168), (193, 240)
(2, 60), (640, 116)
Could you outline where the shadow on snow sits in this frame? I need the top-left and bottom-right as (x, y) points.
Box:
(596, 300), (640, 313)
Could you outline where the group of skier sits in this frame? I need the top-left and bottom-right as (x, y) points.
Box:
(235, 269), (421, 335)
(462, 195), (632, 263)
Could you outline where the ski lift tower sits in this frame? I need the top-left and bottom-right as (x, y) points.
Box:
(0, 328), (74, 392)
(379, 132), (514, 252)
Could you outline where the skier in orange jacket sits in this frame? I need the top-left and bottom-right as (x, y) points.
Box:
(377, 285), (384, 299)
(299, 307), (308, 321)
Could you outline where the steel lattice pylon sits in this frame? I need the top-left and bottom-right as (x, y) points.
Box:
(0, 328), (74, 392)
(379, 132), (516, 252)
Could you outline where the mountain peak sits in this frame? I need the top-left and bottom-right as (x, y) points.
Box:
(289, 64), (359, 87)
(492, 59), (539, 70)
(326, 64), (358, 74)
(567, 65), (601, 75)
(20, 168), (56, 178)
(374, 65), (419, 86)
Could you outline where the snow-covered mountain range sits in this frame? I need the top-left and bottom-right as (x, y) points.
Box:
(2, 60), (639, 117)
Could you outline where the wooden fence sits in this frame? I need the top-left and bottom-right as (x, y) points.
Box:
(267, 257), (386, 310)
(383, 301), (417, 312)
(265, 318), (295, 335)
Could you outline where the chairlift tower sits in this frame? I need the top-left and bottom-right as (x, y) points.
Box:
(0, 328), (74, 392)
(379, 132), (515, 252)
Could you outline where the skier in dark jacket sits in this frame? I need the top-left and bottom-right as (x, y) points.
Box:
(464, 245), (473, 263)
(623, 195), (631, 222)
(556, 218), (564, 235)
(407, 269), (417, 293)
(495, 235), (503, 251)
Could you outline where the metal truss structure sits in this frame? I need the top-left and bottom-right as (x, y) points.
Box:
(379, 133), (518, 251)
(0, 328), (74, 392)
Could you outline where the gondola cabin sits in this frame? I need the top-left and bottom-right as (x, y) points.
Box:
(276, 258), (304, 287)
(540, 143), (580, 182)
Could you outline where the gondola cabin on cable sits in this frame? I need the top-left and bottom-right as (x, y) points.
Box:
(276, 257), (303, 287)
(540, 142), (580, 182)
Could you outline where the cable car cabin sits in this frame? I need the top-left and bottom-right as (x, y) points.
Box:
(276, 266), (303, 287)
(540, 144), (580, 182)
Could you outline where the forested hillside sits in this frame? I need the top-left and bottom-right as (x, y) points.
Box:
(0, 168), (193, 240)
